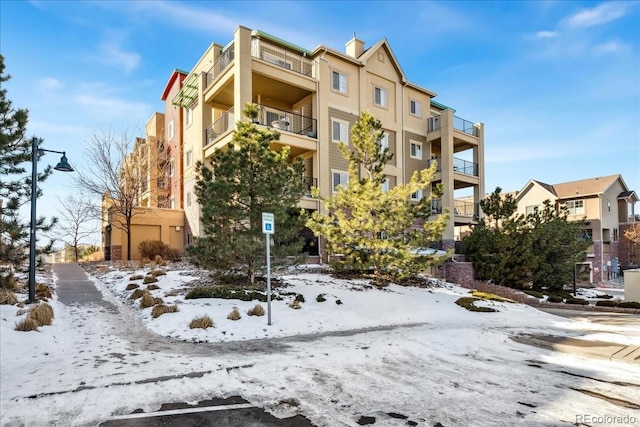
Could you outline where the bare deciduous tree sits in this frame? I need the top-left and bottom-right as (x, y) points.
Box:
(75, 130), (145, 261)
(52, 194), (97, 261)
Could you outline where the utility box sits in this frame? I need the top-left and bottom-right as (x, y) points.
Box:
(624, 269), (640, 302)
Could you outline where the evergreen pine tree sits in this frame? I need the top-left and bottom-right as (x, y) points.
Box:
(0, 55), (55, 285)
(187, 103), (306, 284)
(307, 110), (448, 281)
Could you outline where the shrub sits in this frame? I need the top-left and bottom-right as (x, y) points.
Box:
(316, 294), (326, 303)
(190, 315), (214, 329)
(151, 304), (178, 318)
(471, 291), (515, 303)
(455, 297), (497, 312)
(36, 283), (52, 300)
(186, 286), (273, 302)
(125, 283), (139, 291)
(523, 290), (544, 299)
(618, 301), (640, 309)
(227, 307), (242, 320)
(547, 295), (564, 303)
(15, 317), (39, 332)
(164, 248), (183, 261)
(139, 240), (169, 261)
(28, 303), (54, 326)
(565, 297), (589, 305)
(289, 300), (301, 309)
(140, 292), (155, 308)
(336, 299), (343, 305)
(598, 294), (614, 299)
(149, 269), (166, 277)
(129, 275), (144, 281)
(295, 294), (305, 303)
(130, 289), (145, 300)
(154, 255), (163, 265)
(143, 275), (158, 284)
(595, 300), (619, 307)
(146, 284), (160, 291)
(153, 297), (164, 305)
(0, 289), (18, 305)
(0, 273), (18, 290)
(247, 304), (265, 316)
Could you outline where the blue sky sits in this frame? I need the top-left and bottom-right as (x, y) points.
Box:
(1, 0), (639, 237)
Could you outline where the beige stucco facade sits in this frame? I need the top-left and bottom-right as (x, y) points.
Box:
(168, 25), (485, 255)
(103, 205), (184, 261)
(515, 175), (638, 283)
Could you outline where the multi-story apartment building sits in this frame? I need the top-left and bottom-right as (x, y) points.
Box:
(515, 174), (638, 283)
(170, 25), (485, 255)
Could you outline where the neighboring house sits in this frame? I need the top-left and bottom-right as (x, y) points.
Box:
(167, 25), (485, 256)
(515, 175), (638, 284)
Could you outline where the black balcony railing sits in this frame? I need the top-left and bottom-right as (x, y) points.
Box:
(254, 104), (317, 137)
(205, 108), (234, 145)
(453, 157), (478, 176)
(205, 46), (235, 88)
(251, 39), (313, 77)
(428, 116), (441, 132)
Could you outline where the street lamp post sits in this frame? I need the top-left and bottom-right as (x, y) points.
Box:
(28, 138), (74, 303)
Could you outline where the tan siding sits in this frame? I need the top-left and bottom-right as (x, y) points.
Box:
(404, 131), (427, 182)
(327, 107), (355, 171)
(383, 129), (396, 167)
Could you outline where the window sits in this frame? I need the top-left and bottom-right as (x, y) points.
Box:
(607, 200), (611, 213)
(186, 191), (193, 207)
(525, 205), (539, 215)
(410, 100), (422, 117)
(332, 171), (348, 192)
(565, 200), (584, 215)
(379, 133), (389, 153)
(331, 119), (348, 143)
(170, 196), (175, 209)
(186, 149), (193, 168)
(382, 178), (389, 193)
(613, 228), (619, 242)
(186, 107), (193, 127)
(332, 71), (347, 93)
(374, 86), (387, 107)
(169, 158), (175, 176)
(410, 141), (422, 160)
(168, 120), (175, 140)
(411, 189), (423, 201)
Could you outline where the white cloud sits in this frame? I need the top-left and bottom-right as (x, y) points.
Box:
(37, 77), (63, 90)
(564, 2), (631, 28)
(97, 42), (141, 74)
(131, 0), (238, 34)
(535, 30), (558, 39)
(592, 40), (629, 55)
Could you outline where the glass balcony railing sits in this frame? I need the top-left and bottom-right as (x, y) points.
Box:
(205, 45), (235, 89)
(205, 108), (234, 146)
(428, 114), (479, 137)
(429, 156), (478, 177)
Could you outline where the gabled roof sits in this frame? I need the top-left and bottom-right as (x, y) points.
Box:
(160, 69), (188, 101)
(515, 179), (557, 203)
(552, 174), (622, 199)
(618, 190), (639, 202)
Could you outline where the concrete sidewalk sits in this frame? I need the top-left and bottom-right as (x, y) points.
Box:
(52, 263), (118, 313)
(513, 334), (640, 364)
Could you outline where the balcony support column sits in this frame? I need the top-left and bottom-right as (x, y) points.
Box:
(473, 122), (485, 220)
(440, 109), (455, 242)
(233, 26), (253, 123)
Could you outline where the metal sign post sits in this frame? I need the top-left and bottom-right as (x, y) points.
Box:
(262, 212), (274, 326)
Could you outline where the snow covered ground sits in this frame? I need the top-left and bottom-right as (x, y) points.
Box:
(1, 262), (639, 426)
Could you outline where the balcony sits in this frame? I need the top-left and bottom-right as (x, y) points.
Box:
(205, 108), (235, 146)
(430, 198), (478, 218)
(428, 114), (479, 137)
(302, 176), (317, 197)
(251, 38), (313, 77)
(254, 104), (317, 137)
(429, 156), (478, 177)
(205, 45), (234, 89)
